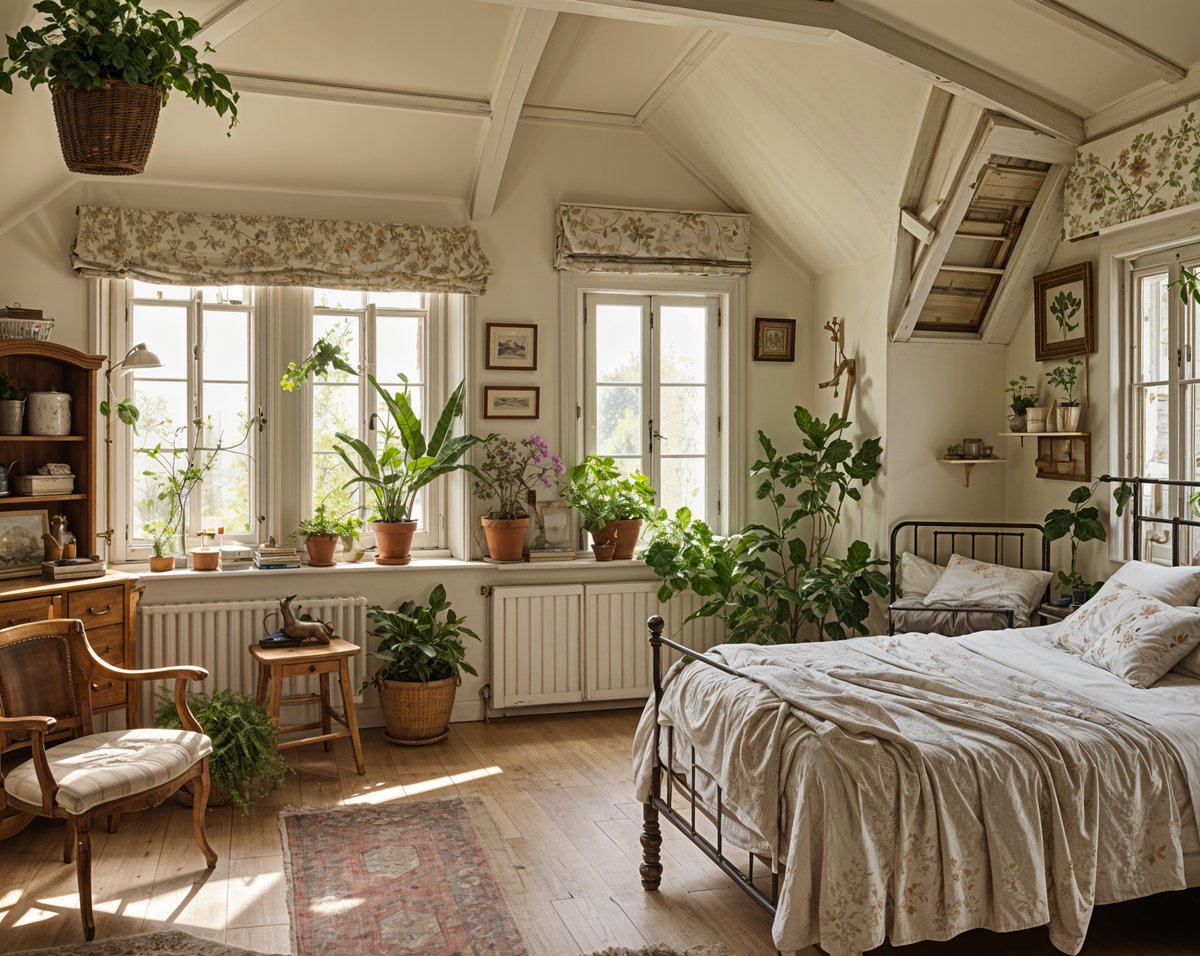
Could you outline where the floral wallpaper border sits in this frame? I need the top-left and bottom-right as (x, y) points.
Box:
(72, 205), (493, 295)
(555, 203), (751, 275)
(1064, 106), (1200, 240)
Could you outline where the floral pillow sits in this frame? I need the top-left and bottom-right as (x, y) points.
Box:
(920, 553), (1051, 627)
(1055, 580), (1200, 688)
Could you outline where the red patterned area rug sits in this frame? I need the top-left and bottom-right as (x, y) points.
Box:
(279, 797), (527, 955)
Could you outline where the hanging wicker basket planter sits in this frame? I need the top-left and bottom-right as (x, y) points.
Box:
(50, 80), (162, 175)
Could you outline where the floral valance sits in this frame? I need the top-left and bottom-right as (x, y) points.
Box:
(72, 205), (493, 295)
(554, 204), (751, 275)
(1063, 107), (1200, 240)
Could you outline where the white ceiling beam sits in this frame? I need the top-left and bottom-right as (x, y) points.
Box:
(472, 0), (1084, 142)
(1007, 0), (1186, 84)
(197, 0), (288, 47)
(636, 31), (726, 124)
(223, 72), (492, 118)
(1085, 70), (1200, 142)
(471, 8), (559, 221)
(521, 105), (639, 128)
(900, 209), (935, 245)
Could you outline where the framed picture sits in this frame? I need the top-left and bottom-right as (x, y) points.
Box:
(1034, 262), (1095, 360)
(483, 386), (540, 420)
(754, 317), (796, 362)
(485, 323), (538, 370)
(0, 509), (48, 579)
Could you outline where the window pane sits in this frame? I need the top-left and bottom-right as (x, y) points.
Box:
(132, 450), (173, 540)
(372, 385), (422, 444)
(134, 380), (189, 444)
(201, 383), (249, 447)
(660, 458), (705, 523)
(659, 385), (706, 455)
(596, 385), (641, 455)
(202, 310), (249, 381)
(131, 305), (189, 379)
(132, 281), (190, 301)
(659, 305), (707, 382)
(314, 452), (358, 514)
(202, 452), (251, 533)
(1138, 271), (1170, 382)
(312, 314), (359, 382)
(595, 305), (642, 383)
(313, 384), (359, 449)
(376, 314), (423, 383)
(369, 291), (422, 309)
(1137, 384), (1170, 480)
(315, 289), (364, 310)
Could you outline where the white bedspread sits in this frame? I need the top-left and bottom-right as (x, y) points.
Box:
(632, 626), (1200, 956)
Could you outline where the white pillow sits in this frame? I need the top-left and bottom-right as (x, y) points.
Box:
(1107, 560), (1200, 606)
(1055, 580), (1200, 688)
(920, 553), (1052, 627)
(898, 552), (943, 599)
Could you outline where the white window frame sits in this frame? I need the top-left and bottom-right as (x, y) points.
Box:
(560, 272), (746, 544)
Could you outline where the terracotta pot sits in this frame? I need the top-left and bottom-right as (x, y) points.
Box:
(482, 516), (528, 562)
(607, 518), (643, 560)
(591, 541), (616, 561)
(373, 520), (417, 566)
(305, 534), (337, 567)
(378, 675), (459, 745)
(189, 547), (219, 571)
(148, 555), (175, 573)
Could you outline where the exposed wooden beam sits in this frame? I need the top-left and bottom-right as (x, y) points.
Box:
(197, 0), (288, 47)
(472, 0), (1084, 142)
(1007, 0), (1186, 84)
(900, 209), (935, 244)
(636, 31), (726, 124)
(223, 72), (492, 118)
(1085, 70), (1200, 142)
(471, 8), (559, 221)
(520, 105), (640, 128)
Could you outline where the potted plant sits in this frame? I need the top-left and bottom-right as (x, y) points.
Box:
(155, 689), (288, 811)
(562, 455), (656, 560)
(471, 434), (565, 562)
(1044, 480), (1132, 605)
(337, 512), (365, 563)
(1004, 375), (1037, 432)
(292, 499), (359, 567)
(0, 0), (239, 176)
(334, 376), (479, 566)
(0, 372), (24, 435)
(363, 584), (479, 746)
(1047, 358), (1084, 432)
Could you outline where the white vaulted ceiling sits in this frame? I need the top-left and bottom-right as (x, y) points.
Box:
(1, 0), (1199, 281)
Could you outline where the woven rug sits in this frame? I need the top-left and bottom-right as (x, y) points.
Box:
(6, 930), (281, 955)
(279, 797), (528, 955)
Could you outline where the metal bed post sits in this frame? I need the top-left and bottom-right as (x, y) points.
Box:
(640, 614), (665, 891)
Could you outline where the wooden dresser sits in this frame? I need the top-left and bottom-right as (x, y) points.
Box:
(0, 572), (141, 725)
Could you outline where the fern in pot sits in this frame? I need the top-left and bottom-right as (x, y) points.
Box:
(292, 498), (361, 567)
(562, 455), (656, 561)
(363, 584), (479, 746)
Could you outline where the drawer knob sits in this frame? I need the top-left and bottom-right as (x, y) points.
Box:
(308, 663), (318, 673)
(90, 681), (112, 692)
(101, 644), (111, 655)
(87, 603), (113, 616)
(6, 617), (33, 627)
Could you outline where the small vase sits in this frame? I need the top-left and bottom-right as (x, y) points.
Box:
(482, 516), (529, 562)
(1007, 413), (1027, 433)
(1026, 406), (1050, 433)
(305, 534), (337, 567)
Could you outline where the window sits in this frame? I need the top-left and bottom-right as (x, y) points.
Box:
(126, 282), (258, 550)
(584, 293), (720, 524)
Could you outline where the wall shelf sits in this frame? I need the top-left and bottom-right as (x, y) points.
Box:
(1001, 431), (1091, 481)
(999, 431), (1084, 446)
(937, 457), (1006, 487)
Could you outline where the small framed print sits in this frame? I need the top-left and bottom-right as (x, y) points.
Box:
(754, 317), (796, 362)
(483, 386), (540, 420)
(485, 323), (538, 370)
(1034, 262), (1095, 360)
(0, 509), (49, 579)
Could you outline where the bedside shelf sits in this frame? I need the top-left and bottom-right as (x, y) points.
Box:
(937, 457), (1006, 488)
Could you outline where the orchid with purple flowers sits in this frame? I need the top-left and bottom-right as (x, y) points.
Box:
(473, 434), (567, 519)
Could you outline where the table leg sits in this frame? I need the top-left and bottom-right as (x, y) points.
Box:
(320, 672), (332, 752)
(339, 657), (365, 775)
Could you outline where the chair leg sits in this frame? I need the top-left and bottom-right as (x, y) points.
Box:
(339, 657), (366, 775)
(192, 759), (218, 869)
(74, 817), (95, 941)
(62, 818), (74, 864)
(320, 672), (332, 752)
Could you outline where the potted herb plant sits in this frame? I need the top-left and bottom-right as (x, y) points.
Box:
(363, 584), (479, 746)
(471, 434), (565, 562)
(1044, 480), (1132, 605)
(1004, 375), (1038, 432)
(338, 512), (365, 563)
(1047, 358), (1084, 432)
(334, 376), (479, 566)
(155, 689), (288, 811)
(293, 499), (360, 567)
(0, 0), (240, 175)
(562, 455), (656, 560)
(0, 372), (24, 435)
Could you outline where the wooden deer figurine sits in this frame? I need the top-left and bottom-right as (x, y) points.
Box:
(278, 594), (334, 644)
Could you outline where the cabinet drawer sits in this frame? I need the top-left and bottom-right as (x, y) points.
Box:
(87, 624), (124, 668)
(67, 586), (124, 629)
(0, 595), (55, 629)
(88, 675), (126, 710)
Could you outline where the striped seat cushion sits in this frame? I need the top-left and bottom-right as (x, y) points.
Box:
(4, 728), (212, 814)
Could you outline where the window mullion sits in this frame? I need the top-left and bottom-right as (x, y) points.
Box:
(647, 296), (660, 495)
(189, 293), (203, 543)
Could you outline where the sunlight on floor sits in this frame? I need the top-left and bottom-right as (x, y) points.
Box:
(309, 894), (364, 916)
(344, 765), (504, 804)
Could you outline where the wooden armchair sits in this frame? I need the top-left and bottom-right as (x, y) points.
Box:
(0, 618), (217, 941)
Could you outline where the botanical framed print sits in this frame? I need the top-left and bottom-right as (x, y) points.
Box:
(754, 317), (796, 362)
(483, 386), (540, 420)
(485, 323), (538, 370)
(0, 509), (49, 579)
(1034, 262), (1095, 360)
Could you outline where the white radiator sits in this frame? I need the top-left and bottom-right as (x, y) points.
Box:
(138, 597), (369, 719)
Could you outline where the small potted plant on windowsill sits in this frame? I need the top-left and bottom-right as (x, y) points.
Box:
(1047, 358), (1084, 432)
(563, 455), (657, 561)
(1004, 375), (1038, 432)
(363, 584), (479, 746)
(471, 434), (566, 562)
(293, 500), (361, 567)
(144, 519), (178, 572)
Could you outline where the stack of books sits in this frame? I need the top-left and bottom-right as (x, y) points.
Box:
(528, 547), (576, 562)
(42, 557), (106, 581)
(254, 544), (301, 570)
(219, 544), (254, 571)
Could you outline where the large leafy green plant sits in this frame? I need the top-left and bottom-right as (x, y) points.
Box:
(364, 584), (480, 686)
(1044, 479), (1132, 592)
(0, 0), (238, 128)
(646, 408), (887, 643)
(334, 376), (479, 523)
(562, 455), (656, 533)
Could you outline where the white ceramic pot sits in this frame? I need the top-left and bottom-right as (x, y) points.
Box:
(1056, 404), (1082, 432)
(26, 391), (71, 436)
(1026, 406), (1050, 434)
(0, 399), (23, 435)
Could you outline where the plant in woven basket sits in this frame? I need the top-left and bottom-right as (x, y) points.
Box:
(155, 689), (288, 812)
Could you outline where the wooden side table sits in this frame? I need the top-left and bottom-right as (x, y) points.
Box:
(250, 639), (365, 775)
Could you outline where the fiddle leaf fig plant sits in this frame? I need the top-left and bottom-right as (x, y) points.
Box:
(1044, 479), (1132, 592)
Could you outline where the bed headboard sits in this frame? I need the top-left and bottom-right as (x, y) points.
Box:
(1099, 474), (1200, 567)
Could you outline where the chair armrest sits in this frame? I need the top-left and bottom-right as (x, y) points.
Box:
(0, 714), (57, 734)
(89, 661), (209, 684)
(0, 715), (58, 813)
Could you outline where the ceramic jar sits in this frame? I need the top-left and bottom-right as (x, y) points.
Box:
(26, 390), (71, 436)
(0, 399), (23, 435)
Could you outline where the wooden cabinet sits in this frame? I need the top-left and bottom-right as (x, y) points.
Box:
(0, 573), (141, 725)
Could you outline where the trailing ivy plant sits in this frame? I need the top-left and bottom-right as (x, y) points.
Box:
(645, 408), (888, 643)
(0, 0), (239, 129)
(280, 327), (357, 391)
(1044, 479), (1132, 593)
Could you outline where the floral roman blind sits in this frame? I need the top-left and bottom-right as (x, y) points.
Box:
(1063, 107), (1200, 240)
(554, 203), (751, 275)
(72, 205), (493, 294)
